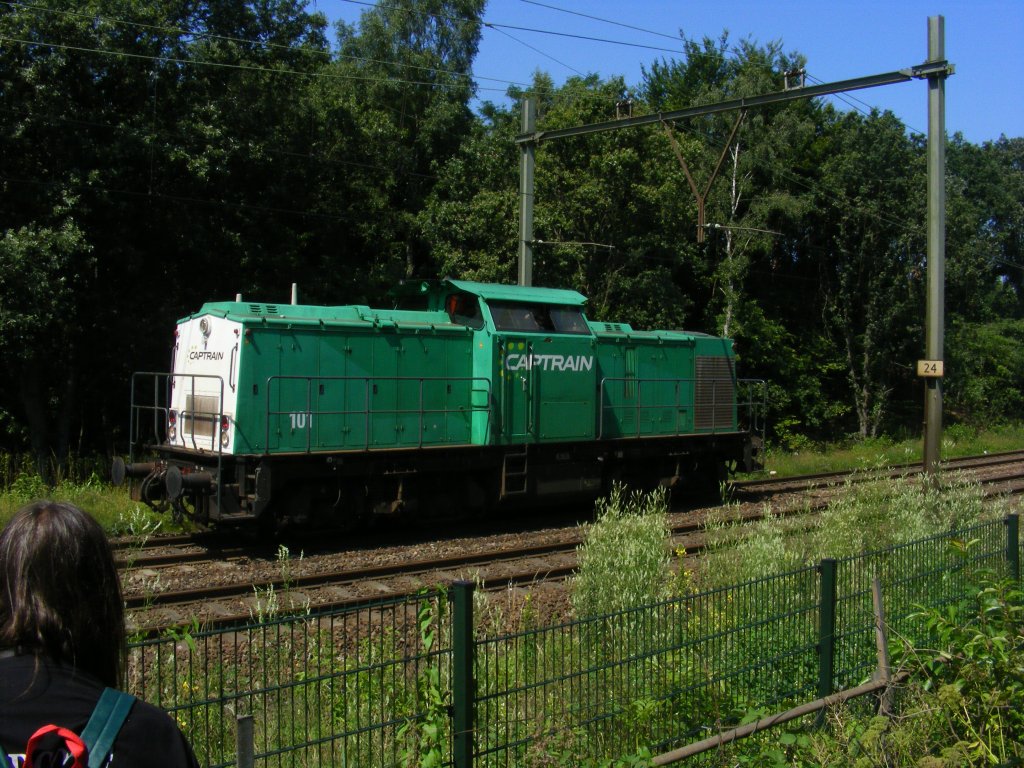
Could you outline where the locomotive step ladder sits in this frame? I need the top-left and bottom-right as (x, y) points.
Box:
(500, 448), (529, 498)
(242, 466), (259, 509)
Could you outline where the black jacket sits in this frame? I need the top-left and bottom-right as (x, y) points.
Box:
(0, 653), (199, 768)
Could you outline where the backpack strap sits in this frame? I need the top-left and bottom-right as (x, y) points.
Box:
(79, 688), (136, 768)
(0, 742), (11, 768)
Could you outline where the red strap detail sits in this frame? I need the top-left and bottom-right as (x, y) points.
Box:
(25, 724), (88, 768)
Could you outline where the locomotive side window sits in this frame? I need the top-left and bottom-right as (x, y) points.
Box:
(549, 306), (590, 334)
(489, 301), (590, 335)
(445, 293), (484, 329)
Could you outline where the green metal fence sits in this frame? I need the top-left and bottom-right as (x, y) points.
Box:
(127, 592), (450, 768)
(125, 513), (1021, 767)
(831, 517), (1010, 690)
(471, 566), (822, 766)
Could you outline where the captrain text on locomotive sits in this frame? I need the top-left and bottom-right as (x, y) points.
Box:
(113, 279), (765, 527)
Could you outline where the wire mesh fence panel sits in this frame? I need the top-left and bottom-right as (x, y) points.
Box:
(833, 518), (1007, 689)
(472, 565), (821, 765)
(127, 591), (452, 768)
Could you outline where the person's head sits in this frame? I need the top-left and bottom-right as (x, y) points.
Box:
(0, 500), (125, 687)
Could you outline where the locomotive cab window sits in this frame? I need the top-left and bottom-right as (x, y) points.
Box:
(488, 301), (590, 335)
(445, 293), (484, 329)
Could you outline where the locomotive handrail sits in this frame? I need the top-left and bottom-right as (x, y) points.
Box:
(264, 375), (494, 453)
(128, 371), (227, 514)
(129, 372), (226, 452)
(597, 376), (766, 440)
(740, 378), (769, 442)
(228, 343), (238, 393)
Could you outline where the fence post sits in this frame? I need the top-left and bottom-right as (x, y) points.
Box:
(236, 714), (254, 768)
(817, 559), (838, 703)
(452, 580), (475, 768)
(1007, 513), (1020, 583)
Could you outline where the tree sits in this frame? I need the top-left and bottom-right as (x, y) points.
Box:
(322, 0), (485, 294)
(0, 0), (332, 465)
(0, 217), (91, 475)
(945, 134), (1024, 321)
(812, 111), (924, 438)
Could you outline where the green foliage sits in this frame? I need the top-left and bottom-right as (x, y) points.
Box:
(0, 467), (161, 531)
(702, 502), (808, 586)
(398, 591), (449, 768)
(810, 470), (998, 559)
(116, 503), (1022, 767)
(250, 544), (310, 622)
(571, 484), (672, 618)
(945, 319), (1024, 425)
(0, 2), (1021, 461)
(909, 572), (1024, 765)
(714, 571), (1024, 768)
(0, 0), (486, 461)
(759, 422), (1024, 478)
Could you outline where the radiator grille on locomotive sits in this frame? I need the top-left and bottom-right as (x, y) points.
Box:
(695, 357), (736, 430)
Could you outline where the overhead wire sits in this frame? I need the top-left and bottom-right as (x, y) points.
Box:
(486, 24), (586, 77)
(482, 21), (684, 55)
(519, 0), (683, 43)
(510, 0), (914, 136)
(3, 0), (888, 123)
(0, 1), (542, 95)
(591, 110), (924, 240)
(0, 33), (506, 91)
(0, 4), (990, 303)
(804, 71), (926, 136)
(338, 0), (685, 54)
(5, 0), (921, 128)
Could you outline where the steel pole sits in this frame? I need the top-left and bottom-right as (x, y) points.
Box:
(518, 97), (536, 286)
(923, 16), (946, 475)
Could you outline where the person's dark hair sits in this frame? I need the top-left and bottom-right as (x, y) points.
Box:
(0, 500), (125, 687)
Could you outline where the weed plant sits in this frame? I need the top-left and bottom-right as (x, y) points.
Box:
(128, 594), (450, 768)
(701, 469), (1008, 590)
(571, 484), (673, 618)
(28, 456), (1000, 767)
(119, 477), (1020, 768)
(697, 570), (1024, 767)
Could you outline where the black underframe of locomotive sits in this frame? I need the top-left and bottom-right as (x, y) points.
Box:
(123, 430), (758, 528)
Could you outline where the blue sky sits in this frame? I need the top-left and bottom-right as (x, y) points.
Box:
(312, 0), (1023, 144)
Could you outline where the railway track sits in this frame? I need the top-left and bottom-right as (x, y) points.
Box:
(118, 449), (1024, 571)
(733, 448), (1024, 496)
(123, 452), (1024, 635)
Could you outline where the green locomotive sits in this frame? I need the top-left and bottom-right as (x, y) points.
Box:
(114, 279), (764, 527)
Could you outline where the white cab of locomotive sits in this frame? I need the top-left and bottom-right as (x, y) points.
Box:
(168, 313), (242, 454)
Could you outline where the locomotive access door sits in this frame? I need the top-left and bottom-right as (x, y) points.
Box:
(500, 337), (535, 442)
(498, 334), (597, 444)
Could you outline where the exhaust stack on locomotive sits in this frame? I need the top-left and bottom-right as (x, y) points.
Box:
(115, 279), (765, 527)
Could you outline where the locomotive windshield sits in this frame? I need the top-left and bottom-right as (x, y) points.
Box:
(488, 301), (590, 335)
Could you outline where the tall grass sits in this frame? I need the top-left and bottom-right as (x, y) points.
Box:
(701, 468), (1010, 590)
(571, 484), (673, 618)
(0, 471), (159, 532)
(759, 422), (1024, 478)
